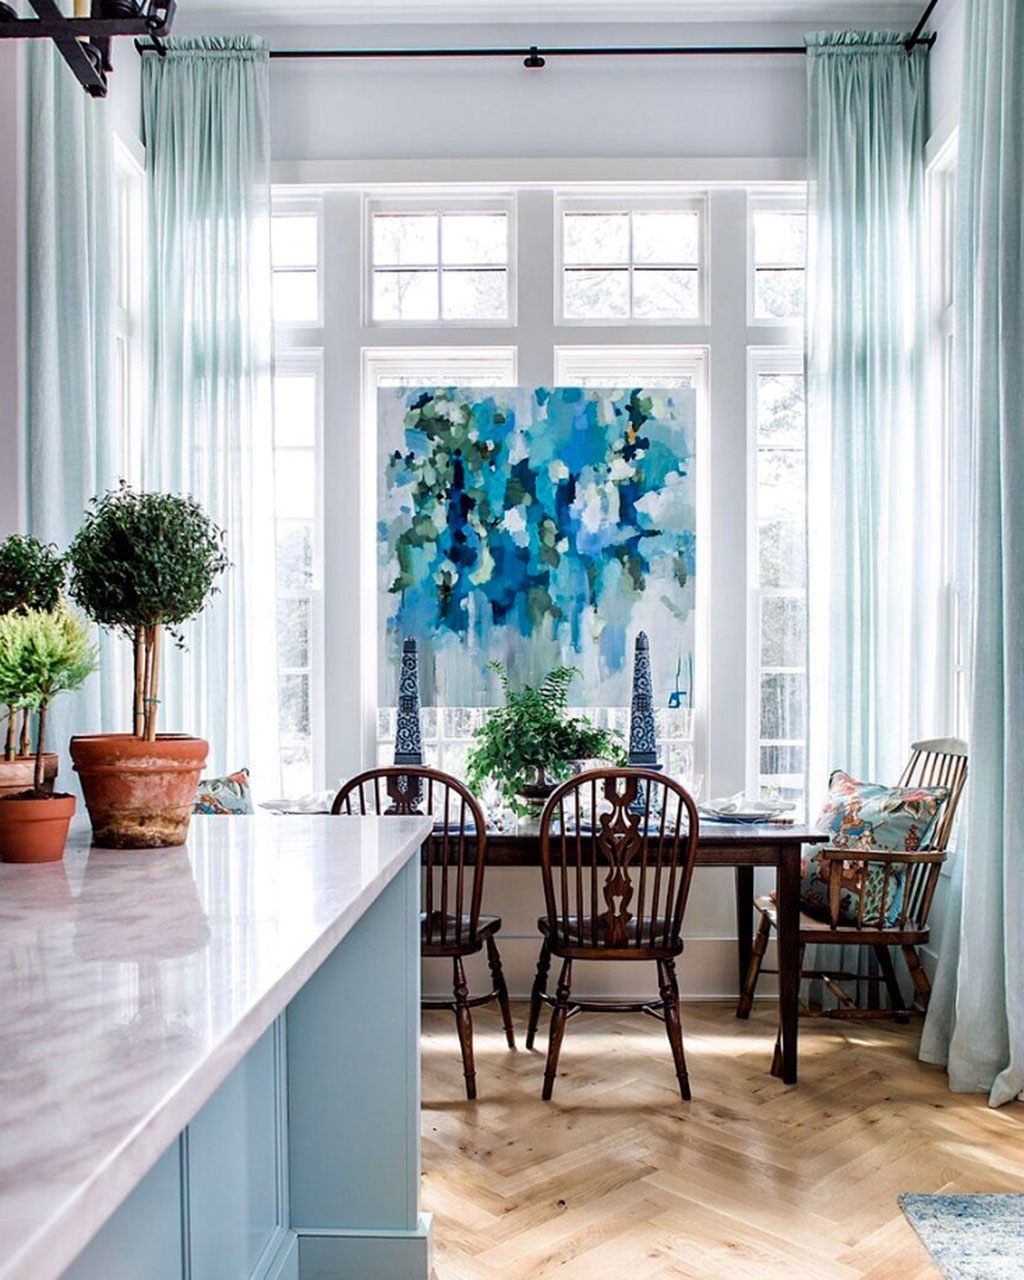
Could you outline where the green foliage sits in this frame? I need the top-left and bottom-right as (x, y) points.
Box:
(0, 535), (64, 616)
(66, 483), (229, 642)
(0, 603), (97, 710)
(465, 661), (625, 815)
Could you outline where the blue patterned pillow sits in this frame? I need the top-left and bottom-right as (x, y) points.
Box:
(801, 770), (947, 927)
(194, 769), (254, 815)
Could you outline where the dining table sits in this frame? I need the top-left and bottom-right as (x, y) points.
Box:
(482, 820), (827, 1085)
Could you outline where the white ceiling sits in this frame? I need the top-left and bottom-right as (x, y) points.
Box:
(177, 0), (924, 26)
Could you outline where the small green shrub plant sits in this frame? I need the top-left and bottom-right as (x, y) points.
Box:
(0, 535), (65, 761)
(466, 662), (625, 816)
(67, 484), (229, 741)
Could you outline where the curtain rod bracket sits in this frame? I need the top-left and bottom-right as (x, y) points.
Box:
(523, 45), (545, 69)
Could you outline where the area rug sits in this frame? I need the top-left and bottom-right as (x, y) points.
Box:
(900, 1194), (1024, 1279)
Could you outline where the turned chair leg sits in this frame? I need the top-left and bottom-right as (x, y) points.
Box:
(486, 934), (516, 1049)
(452, 956), (476, 1100)
(526, 940), (551, 1050)
(902, 944), (932, 1010)
(658, 957), (691, 1101)
(737, 911), (773, 1019)
(875, 945), (910, 1023)
(542, 959), (573, 1101)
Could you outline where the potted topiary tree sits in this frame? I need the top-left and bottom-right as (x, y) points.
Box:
(466, 662), (625, 825)
(0, 602), (97, 863)
(0, 534), (66, 797)
(66, 484), (229, 849)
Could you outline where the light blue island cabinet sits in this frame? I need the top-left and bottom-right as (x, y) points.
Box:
(0, 814), (433, 1280)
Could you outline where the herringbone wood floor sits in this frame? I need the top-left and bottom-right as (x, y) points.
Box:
(422, 1001), (1024, 1280)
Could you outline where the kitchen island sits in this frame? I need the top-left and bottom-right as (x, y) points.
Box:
(0, 813), (432, 1280)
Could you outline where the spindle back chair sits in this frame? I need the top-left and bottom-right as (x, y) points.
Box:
(736, 738), (968, 1024)
(331, 766), (515, 1098)
(526, 769), (700, 1101)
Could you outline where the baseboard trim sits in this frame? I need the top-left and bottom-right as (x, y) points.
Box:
(296, 1214), (432, 1280)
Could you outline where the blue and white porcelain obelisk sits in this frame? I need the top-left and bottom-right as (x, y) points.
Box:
(394, 637), (424, 767)
(628, 632), (661, 770)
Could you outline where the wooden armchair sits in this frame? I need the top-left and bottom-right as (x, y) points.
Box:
(736, 738), (968, 1022)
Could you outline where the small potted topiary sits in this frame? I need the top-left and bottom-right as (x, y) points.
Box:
(466, 662), (626, 826)
(0, 602), (97, 863)
(66, 484), (229, 849)
(0, 534), (66, 797)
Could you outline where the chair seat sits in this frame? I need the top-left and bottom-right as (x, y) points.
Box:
(753, 894), (929, 946)
(538, 914), (683, 956)
(421, 911), (501, 956)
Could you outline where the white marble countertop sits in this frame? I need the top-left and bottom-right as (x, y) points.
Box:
(0, 813), (431, 1280)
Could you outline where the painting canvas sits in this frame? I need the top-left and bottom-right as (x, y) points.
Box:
(377, 386), (697, 709)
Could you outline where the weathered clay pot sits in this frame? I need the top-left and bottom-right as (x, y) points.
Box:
(0, 754), (59, 799)
(0, 793), (76, 864)
(70, 734), (208, 850)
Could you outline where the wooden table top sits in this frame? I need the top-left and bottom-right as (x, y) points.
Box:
(485, 822), (826, 868)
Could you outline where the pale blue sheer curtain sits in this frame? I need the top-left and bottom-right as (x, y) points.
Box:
(25, 44), (122, 770)
(142, 37), (279, 791)
(919, 0), (1024, 1107)
(805, 31), (939, 795)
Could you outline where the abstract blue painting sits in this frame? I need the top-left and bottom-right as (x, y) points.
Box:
(378, 386), (697, 706)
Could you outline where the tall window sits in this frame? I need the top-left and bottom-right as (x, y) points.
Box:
(749, 351), (808, 812)
(114, 138), (145, 485)
(271, 198), (324, 793)
(558, 200), (704, 322)
(368, 201), (512, 323)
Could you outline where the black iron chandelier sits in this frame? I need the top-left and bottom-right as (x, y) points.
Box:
(0, 1), (175, 97)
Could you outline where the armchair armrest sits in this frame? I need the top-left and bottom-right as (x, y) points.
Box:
(815, 846), (947, 928)
(817, 846), (946, 866)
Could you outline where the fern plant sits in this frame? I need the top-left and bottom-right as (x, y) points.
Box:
(466, 661), (625, 815)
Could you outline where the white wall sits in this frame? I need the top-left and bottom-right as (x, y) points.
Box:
(927, 0), (965, 150)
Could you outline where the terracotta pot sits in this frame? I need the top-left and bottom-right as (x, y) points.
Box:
(70, 734), (208, 850)
(0, 754), (59, 799)
(0, 793), (76, 864)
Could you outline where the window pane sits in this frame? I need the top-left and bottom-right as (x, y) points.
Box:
(757, 448), (805, 518)
(373, 269), (439, 321)
(372, 214), (437, 266)
(632, 268), (699, 319)
(755, 269), (805, 320)
(760, 595), (807, 668)
(279, 673), (311, 738)
(632, 211), (699, 265)
(275, 450), (315, 520)
(271, 215), (318, 269)
(441, 213), (507, 266)
(277, 597), (311, 670)
(760, 672), (806, 740)
(758, 518), (806, 589)
(563, 212), (629, 265)
(563, 268), (630, 319)
(754, 211), (806, 265)
(760, 744), (805, 779)
(757, 373), (805, 446)
(273, 270), (319, 324)
(273, 376), (317, 448)
(441, 269), (508, 320)
(276, 522), (313, 591)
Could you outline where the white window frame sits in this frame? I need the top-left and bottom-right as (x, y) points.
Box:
(364, 195), (517, 329)
(555, 193), (708, 327)
(272, 193), (324, 330)
(114, 135), (146, 487)
(746, 346), (808, 813)
(272, 347), (325, 794)
(747, 192), (807, 328)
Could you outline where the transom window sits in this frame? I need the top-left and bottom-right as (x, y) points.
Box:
(751, 203), (806, 322)
(272, 208), (321, 325)
(559, 204), (703, 322)
(369, 206), (511, 323)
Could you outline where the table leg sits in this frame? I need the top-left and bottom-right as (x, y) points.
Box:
(735, 865), (754, 993)
(772, 847), (800, 1085)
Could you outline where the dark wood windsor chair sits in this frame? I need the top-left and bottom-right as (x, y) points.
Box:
(332, 766), (515, 1100)
(736, 738), (969, 1032)
(526, 768), (701, 1102)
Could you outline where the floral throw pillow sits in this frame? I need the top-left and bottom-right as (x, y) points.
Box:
(800, 770), (948, 927)
(194, 768), (254, 816)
